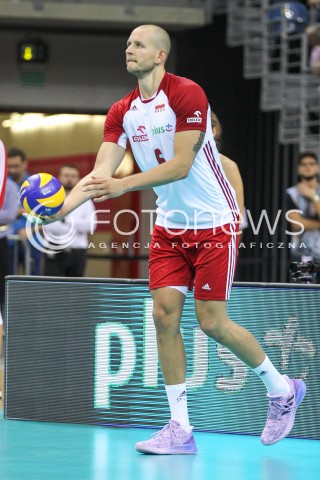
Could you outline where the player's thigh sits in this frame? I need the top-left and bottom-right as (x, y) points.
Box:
(149, 225), (193, 291)
(194, 226), (237, 301)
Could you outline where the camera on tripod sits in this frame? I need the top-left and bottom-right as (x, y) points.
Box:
(289, 261), (320, 282)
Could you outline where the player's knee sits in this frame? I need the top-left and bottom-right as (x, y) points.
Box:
(196, 301), (229, 341)
(198, 317), (228, 343)
(152, 304), (180, 336)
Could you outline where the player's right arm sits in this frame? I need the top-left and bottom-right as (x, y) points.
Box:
(24, 100), (128, 224)
(24, 142), (125, 224)
(55, 100), (128, 220)
(55, 142), (125, 219)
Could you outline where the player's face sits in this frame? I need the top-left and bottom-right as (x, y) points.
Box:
(59, 167), (80, 192)
(8, 156), (27, 183)
(126, 28), (159, 78)
(298, 156), (319, 180)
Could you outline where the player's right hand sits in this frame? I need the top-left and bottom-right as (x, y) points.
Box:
(22, 212), (57, 225)
(22, 212), (44, 224)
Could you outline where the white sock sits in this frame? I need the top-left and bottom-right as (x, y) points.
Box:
(165, 383), (192, 432)
(253, 356), (290, 396)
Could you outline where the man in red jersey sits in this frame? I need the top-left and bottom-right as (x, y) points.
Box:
(27, 24), (306, 453)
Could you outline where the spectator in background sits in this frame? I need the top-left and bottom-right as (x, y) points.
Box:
(306, 0), (320, 65)
(307, 0), (320, 76)
(0, 176), (19, 308)
(286, 151), (320, 282)
(43, 164), (97, 277)
(307, 0), (320, 12)
(7, 148), (43, 275)
(0, 176), (20, 362)
(310, 44), (320, 75)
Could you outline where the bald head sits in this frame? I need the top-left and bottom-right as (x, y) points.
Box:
(132, 24), (171, 61)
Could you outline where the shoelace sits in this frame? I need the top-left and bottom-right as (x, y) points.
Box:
(150, 422), (180, 445)
(268, 399), (293, 421)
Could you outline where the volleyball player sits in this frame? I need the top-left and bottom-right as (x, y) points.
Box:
(27, 24), (306, 453)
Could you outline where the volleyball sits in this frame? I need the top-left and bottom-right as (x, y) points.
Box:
(20, 173), (65, 218)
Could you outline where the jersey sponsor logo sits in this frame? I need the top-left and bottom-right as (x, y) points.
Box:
(155, 103), (165, 112)
(153, 126), (165, 135)
(187, 110), (202, 123)
(152, 124), (173, 135)
(187, 117), (202, 123)
(132, 125), (148, 142)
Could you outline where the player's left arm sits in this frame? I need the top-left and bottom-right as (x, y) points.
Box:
(82, 129), (205, 202)
(220, 154), (244, 213)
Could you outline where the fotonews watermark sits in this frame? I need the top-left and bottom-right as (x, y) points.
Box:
(24, 204), (77, 254)
(88, 241), (307, 250)
(24, 207), (306, 253)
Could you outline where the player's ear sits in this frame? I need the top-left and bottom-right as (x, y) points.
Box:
(155, 49), (166, 65)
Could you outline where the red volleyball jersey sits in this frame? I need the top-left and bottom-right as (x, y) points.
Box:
(104, 72), (238, 229)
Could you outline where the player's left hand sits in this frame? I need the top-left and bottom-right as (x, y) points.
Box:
(82, 176), (126, 202)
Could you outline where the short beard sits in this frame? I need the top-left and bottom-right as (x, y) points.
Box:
(127, 64), (155, 80)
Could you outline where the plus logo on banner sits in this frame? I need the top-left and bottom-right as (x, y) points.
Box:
(263, 315), (316, 379)
(94, 305), (318, 409)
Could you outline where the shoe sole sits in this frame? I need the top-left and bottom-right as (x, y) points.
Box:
(261, 378), (306, 446)
(135, 444), (197, 455)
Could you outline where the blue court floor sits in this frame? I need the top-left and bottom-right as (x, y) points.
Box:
(0, 413), (319, 480)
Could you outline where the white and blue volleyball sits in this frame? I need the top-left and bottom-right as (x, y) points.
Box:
(20, 173), (65, 217)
